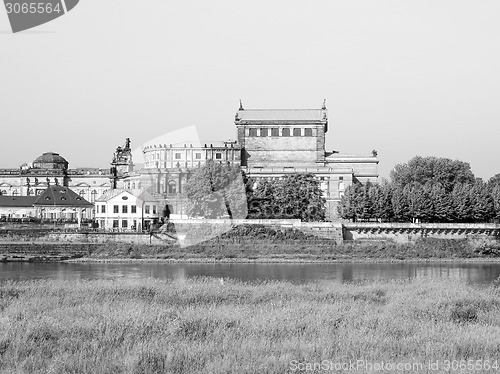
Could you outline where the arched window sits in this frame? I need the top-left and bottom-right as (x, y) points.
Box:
(79, 190), (85, 198)
(91, 190), (97, 202)
(0, 190), (6, 195)
(282, 128), (290, 137)
(168, 181), (177, 194)
(304, 128), (313, 136)
(260, 128), (268, 137)
(293, 128), (301, 136)
(12, 190), (18, 196)
(249, 128), (257, 137)
(271, 128), (279, 136)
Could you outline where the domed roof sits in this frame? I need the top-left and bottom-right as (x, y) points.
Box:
(33, 152), (68, 170)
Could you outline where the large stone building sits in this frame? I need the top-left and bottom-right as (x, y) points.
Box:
(234, 102), (378, 218)
(0, 102), (378, 221)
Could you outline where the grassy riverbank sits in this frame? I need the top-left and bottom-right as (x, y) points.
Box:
(75, 236), (500, 262)
(1, 278), (500, 373)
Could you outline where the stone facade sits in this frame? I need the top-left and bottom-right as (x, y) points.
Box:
(234, 103), (378, 220)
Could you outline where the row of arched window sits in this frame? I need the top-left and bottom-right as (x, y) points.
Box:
(248, 128), (314, 137)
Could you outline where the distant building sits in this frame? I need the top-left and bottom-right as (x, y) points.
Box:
(0, 185), (92, 222)
(0, 151), (112, 204)
(94, 189), (160, 231)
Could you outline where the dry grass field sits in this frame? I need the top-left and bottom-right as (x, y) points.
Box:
(1, 277), (500, 373)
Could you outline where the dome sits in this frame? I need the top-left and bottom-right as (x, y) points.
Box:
(33, 152), (69, 170)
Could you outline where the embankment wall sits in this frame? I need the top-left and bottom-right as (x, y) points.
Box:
(343, 223), (500, 244)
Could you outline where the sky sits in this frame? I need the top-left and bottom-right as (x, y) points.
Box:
(1, 0), (499, 181)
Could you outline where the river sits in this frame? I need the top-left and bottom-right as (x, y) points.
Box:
(1, 261), (500, 285)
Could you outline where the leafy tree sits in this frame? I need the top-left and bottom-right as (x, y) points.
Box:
(491, 185), (500, 221)
(185, 161), (248, 219)
(470, 181), (495, 222)
(391, 185), (411, 222)
(338, 184), (359, 221)
(451, 183), (472, 222)
(408, 183), (434, 222)
(252, 173), (326, 221)
(430, 183), (453, 222)
(488, 173), (500, 188)
(390, 156), (475, 192)
(376, 183), (394, 222)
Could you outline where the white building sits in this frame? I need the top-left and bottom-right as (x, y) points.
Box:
(94, 189), (161, 231)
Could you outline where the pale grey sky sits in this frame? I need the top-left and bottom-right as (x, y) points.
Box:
(1, 0), (499, 180)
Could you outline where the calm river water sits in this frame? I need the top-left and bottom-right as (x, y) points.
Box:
(1, 262), (500, 285)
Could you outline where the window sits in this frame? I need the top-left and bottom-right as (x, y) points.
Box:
(145, 205), (150, 214)
(91, 190), (97, 202)
(168, 182), (176, 194)
(131, 206), (136, 214)
(100, 220), (105, 228)
(79, 190), (85, 197)
(96, 205), (99, 214)
(249, 128), (257, 136)
(282, 128), (290, 137)
(12, 190), (18, 196)
(113, 220), (119, 228)
(175, 153), (181, 159)
(271, 128), (279, 136)
(153, 205), (157, 214)
(0, 190), (6, 195)
(113, 205), (119, 213)
(195, 153), (201, 159)
(339, 177), (343, 181)
(260, 128), (268, 137)
(293, 128), (301, 136)
(304, 128), (313, 136)
(215, 153), (222, 159)
(122, 205), (128, 214)
(121, 220), (128, 228)
(101, 205), (106, 213)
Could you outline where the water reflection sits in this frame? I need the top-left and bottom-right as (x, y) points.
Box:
(1, 262), (500, 285)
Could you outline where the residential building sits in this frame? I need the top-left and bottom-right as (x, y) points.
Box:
(94, 189), (160, 231)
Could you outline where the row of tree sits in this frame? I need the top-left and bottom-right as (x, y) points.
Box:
(339, 156), (500, 223)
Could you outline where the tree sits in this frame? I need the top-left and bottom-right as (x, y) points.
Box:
(430, 183), (453, 222)
(185, 161), (248, 219)
(390, 156), (475, 193)
(252, 173), (326, 221)
(391, 185), (411, 222)
(470, 180), (495, 222)
(451, 183), (472, 222)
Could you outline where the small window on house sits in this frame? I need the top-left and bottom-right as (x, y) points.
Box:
(260, 128), (268, 137)
(249, 128), (257, 137)
(12, 190), (18, 196)
(195, 153), (201, 159)
(282, 128), (290, 137)
(271, 128), (279, 136)
(145, 205), (150, 214)
(96, 205), (99, 214)
(113, 220), (119, 228)
(131, 206), (136, 214)
(175, 153), (181, 159)
(215, 153), (222, 159)
(79, 190), (85, 197)
(122, 205), (128, 214)
(304, 128), (313, 136)
(122, 220), (128, 228)
(339, 177), (343, 181)
(113, 205), (119, 213)
(102, 205), (106, 213)
(293, 128), (301, 136)
(153, 205), (157, 214)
